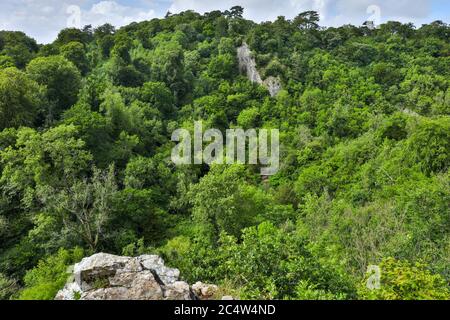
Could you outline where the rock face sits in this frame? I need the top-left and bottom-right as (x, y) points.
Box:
(263, 76), (283, 97)
(192, 282), (219, 300)
(237, 42), (282, 97)
(238, 42), (263, 84)
(55, 253), (207, 300)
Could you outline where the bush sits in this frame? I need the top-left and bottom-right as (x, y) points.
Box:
(18, 248), (84, 300)
(162, 222), (356, 300)
(358, 258), (450, 300)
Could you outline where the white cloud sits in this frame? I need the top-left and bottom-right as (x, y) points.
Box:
(81, 1), (156, 29)
(0, 0), (438, 44)
(169, 0), (432, 26)
(0, 1), (156, 43)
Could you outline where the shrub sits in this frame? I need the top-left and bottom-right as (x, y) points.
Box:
(358, 258), (450, 300)
(19, 248), (84, 300)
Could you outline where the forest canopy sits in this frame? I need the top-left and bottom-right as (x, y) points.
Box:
(0, 7), (449, 300)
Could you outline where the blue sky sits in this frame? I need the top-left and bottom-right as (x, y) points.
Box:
(0, 0), (448, 43)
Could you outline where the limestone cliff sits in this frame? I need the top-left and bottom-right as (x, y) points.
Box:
(237, 42), (282, 97)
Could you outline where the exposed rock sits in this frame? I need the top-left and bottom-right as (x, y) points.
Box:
(263, 76), (283, 97)
(74, 253), (130, 291)
(56, 253), (235, 301)
(82, 271), (164, 300)
(138, 255), (180, 285)
(54, 282), (82, 300)
(56, 253), (192, 301)
(237, 42), (282, 97)
(222, 296), (235, 300)
(238, 42), (263, 84)
(192, 282), (218, 300)
(164, 281), (194, 300)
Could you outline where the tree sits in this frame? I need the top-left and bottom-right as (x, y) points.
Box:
(208, 54), (237, 80)
(215, 16), (229, 38)
(56, 28), (91, 45)
(0, 31), (39, 68)
(111, 33), (132, 63)
(294, 11), (320, 30)
(0, 125), (93, 200)
(0, 55), (15, 69)
(62, 103), (114, 166)
(94, 24), (116, 39)
(189, 165), (264, 241)
(150, 41), (185, 98)
(60, 41), (89, 75)
(124, 156), (175, 203)
(115, 65), (145, 87)
(140, 82), (175, 117)
(98, 35), (115, 58)
(2, 44), (34, 69)
(0, 67), (43, 130)
(27, 56), (82, 122)
(38, 166), (118, 251)
(229, 6), (244, 19)
(0, 273), (18, 300)
(406, 118), (450, 174)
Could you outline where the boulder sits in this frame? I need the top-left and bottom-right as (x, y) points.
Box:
(56, 253), (233, 301)
(164, 281), (195, 300)
(56, 253), (192, 301)
(192, 282), (218, 300)
(138, 255), (180, 285)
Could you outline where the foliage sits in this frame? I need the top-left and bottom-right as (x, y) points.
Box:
(18, 248), (84, 300)
(0, 8), (449, 301)
(0, 68), (44, 130)
(359, 258), (450, 300)
(27, 56), (82, 122)
(37, 165), (118, 251)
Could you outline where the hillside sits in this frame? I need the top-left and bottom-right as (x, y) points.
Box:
(0, 8), (449, 300)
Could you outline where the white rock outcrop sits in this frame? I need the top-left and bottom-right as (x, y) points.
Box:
(238, 42), (263, 84)
(55, 253), (196, 300)
(237, 42), (282, 97)
(192, 282), (219, 300)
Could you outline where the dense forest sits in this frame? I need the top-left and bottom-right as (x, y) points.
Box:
(0, 7), (449, 300)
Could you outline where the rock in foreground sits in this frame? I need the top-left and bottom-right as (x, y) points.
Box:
(56, 253), (218, 300)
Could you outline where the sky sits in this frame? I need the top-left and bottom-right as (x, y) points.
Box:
(0, 0), (448, 44)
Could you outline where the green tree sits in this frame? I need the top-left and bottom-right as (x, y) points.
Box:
(406, 117), (450, 174)
(294, 11), (320, 30)
(0, 125), (92, 200)
(208, 54), (237, 80)
(55, 28), (91, 45)
(0, 55), (15, 69)
(37, 166), (118, 251)
(0, 31), (38, 68)
(189, 165), (265, 240)
(228, 6), (244, 19)
(0, 67), (44, 130)
(27, 56), (82, 122)
(60, 41), (89, 75)
(140, 81), (175, 117)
